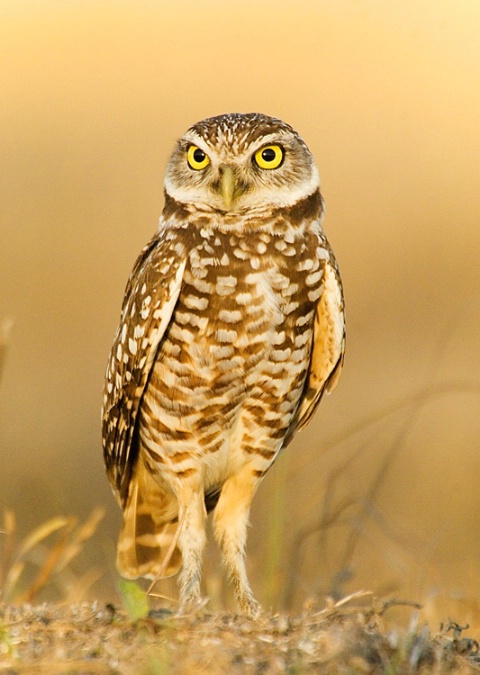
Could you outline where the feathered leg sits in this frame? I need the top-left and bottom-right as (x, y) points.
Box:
(176, 483), (208, 610)
(213, 468), (261, 618)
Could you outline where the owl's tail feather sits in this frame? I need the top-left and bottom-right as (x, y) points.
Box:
(117, 460), (182, 580)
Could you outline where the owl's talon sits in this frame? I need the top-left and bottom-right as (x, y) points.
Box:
(178, 595), (209, 615)
(240, 597), (262, 620)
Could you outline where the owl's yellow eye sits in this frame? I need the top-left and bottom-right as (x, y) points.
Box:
(187, 145), (210, 170)
(254, 145), (284, 170)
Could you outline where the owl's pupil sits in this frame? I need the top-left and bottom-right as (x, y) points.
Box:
(262, 148), (276, 162)
(193, 148), (205, 163)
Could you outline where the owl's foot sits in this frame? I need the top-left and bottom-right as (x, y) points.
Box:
(237, 590), (262, 619)
(178, 592), (209, 615)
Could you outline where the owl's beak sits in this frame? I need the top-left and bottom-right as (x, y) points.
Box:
(219, 165), (244, 210)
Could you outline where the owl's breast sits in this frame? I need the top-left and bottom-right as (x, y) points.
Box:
(171, 263), (282, 380)
(161, 229), (321, 392)
(138, 227), (325, 480)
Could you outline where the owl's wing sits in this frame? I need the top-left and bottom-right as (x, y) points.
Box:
(102, 232), (187, 505)
(286, 253), (345, 443)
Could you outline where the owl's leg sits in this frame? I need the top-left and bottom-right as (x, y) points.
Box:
(176, 483), (207, 610)
(213, 469), (261, 618)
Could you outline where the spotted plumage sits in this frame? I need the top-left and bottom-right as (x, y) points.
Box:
(102, 112), (345, 616)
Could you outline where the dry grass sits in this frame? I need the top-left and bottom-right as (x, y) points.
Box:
(0, 509), (104, 605)
(0, 593), (479, 674)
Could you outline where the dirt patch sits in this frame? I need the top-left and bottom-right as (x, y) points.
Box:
(0, 595), (479, 674)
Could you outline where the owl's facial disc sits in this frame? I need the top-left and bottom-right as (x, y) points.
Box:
(164, 113), (320, 212)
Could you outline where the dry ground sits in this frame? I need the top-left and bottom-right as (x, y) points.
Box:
(1, 595), (479, 674)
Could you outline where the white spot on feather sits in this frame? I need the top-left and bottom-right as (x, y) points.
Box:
(216, 328), (237, 343)
(296, 258), (314, 272)
(184, 295), (209, 311)
(308, 287), (323, 302)
(219, 309), (242, 323)
(236, 292), (252, 305)
(306, 270), (324, 286)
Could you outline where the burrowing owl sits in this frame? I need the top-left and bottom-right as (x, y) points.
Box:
(102, 113), (345, 616)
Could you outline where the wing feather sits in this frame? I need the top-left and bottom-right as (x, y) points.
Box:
(102, 232), (187, 504)
(285, 254), (345, 444)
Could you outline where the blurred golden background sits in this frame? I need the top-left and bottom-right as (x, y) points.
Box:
(1, 0), (480, 626)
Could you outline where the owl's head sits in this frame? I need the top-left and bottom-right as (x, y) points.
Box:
(164, 113), (320, 214)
